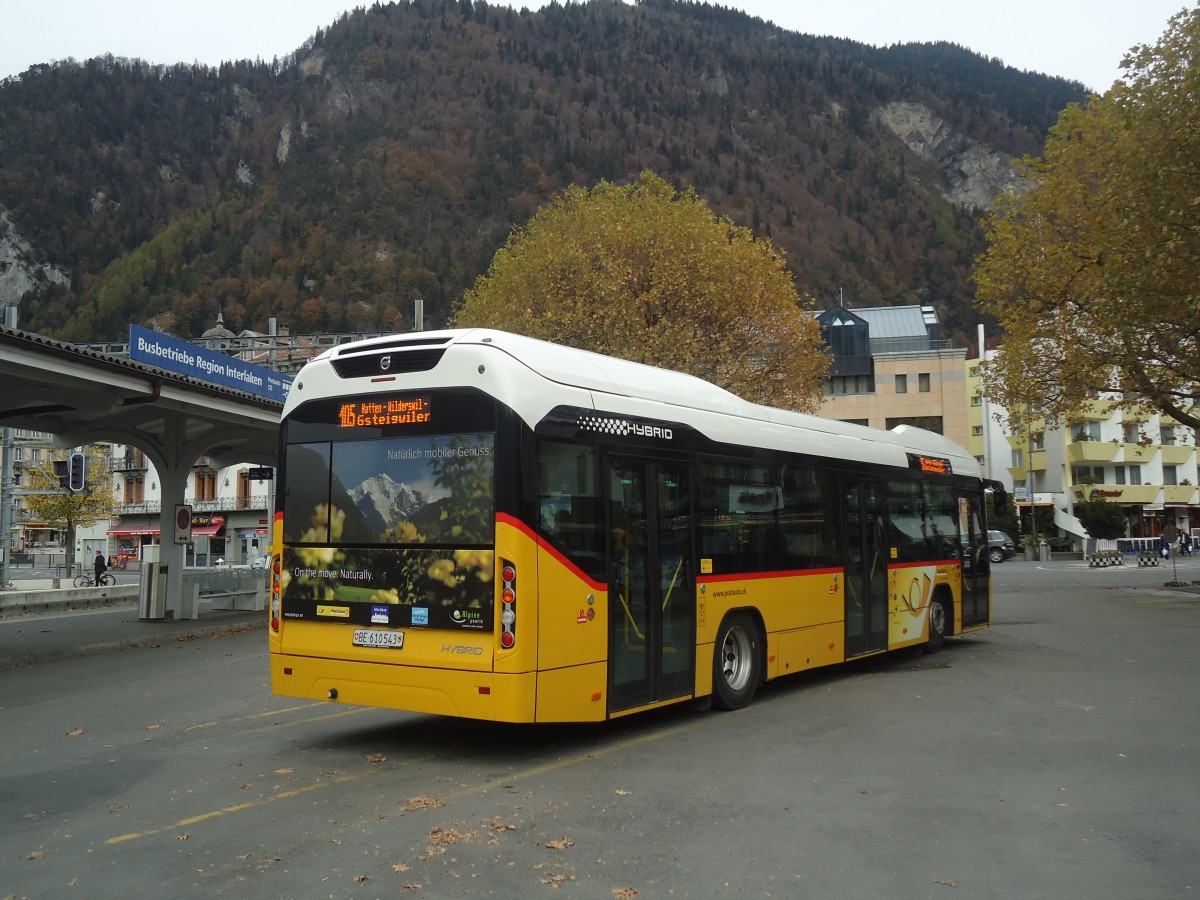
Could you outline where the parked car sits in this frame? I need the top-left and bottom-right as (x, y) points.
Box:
(988, 530), (1018, 563)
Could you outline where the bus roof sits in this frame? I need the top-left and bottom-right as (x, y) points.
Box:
(287, 329), (980, 478)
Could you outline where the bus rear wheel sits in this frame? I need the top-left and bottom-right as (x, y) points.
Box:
(712, 613), (761, 710)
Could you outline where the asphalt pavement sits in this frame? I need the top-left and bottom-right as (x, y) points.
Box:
(0, 569), (265, 668)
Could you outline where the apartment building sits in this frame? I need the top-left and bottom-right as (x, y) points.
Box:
(818, 304), (969, 449)
(965, 356), (1198, 545)
(1, 432), (272, 566)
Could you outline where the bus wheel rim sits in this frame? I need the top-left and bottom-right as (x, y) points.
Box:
(722, 627), (751, 690)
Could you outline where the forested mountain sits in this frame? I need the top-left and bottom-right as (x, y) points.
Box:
(0, 0), (1087, 345)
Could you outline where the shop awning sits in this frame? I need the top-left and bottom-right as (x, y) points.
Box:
(110, 526), (160, 536)
(191, 515), (225, 538)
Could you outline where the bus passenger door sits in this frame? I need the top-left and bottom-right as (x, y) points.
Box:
(959, 490), (990, 628)
(607, 458), (695, 712)
(844, 480), (888, 657)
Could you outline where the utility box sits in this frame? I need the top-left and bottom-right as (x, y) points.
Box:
(139, 562), (169, 621)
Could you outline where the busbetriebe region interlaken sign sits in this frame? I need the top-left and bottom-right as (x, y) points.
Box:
(129, 324), (292, 402)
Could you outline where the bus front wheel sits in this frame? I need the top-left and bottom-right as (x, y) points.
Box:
(712, 613), (761, 710)
(924, 597), (949, 654)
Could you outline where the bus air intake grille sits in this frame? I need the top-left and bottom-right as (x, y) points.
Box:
(331, 348), (446, 379)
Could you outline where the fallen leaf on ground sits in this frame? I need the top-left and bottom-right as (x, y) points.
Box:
(392, 863), (411, 873)
(544, 837), (575, 850)
(402, 796), (444, 812)
(66, 728), (84, 737)
(430, 827), (477, 845)
(612, 889), (639, 899)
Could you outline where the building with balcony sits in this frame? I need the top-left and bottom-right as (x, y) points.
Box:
(89, 445), (274, 565)
(818, 304), (968, 449)
(965, 351), (1198, 547)
(1, 430), (271, 566)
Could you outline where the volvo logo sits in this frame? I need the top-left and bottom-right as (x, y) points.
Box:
(379, 355), (391, 371)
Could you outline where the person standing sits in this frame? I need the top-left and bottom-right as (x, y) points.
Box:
(93, 549), (107, 584)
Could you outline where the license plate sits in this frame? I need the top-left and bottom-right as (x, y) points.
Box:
(352, 629), (404, 649)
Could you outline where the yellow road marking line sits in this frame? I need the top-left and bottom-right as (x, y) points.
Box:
(105, 718), (701, 845)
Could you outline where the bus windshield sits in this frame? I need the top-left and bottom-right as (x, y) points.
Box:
(280, 431), (495, 630)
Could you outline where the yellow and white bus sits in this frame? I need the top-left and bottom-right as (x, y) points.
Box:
(268, 329), (1000, 722)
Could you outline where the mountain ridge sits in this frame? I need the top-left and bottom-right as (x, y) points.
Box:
(0, 0), (1087, 347)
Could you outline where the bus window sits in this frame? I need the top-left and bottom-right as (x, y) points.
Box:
(283, 443), (332, 543)
(537, 441), (604, 577)
(888, 480), (960, 563)
(925, 481), (960, 560)
(279, 432), (495, 628)
(699, 460), (781, 573)
(778, 465), (836, 569)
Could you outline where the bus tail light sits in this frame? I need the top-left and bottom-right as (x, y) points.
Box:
(499, 558), (516, 649)
(270, 557), (282, 632)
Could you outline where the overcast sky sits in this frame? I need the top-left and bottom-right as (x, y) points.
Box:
(2, 1), (1191, 92)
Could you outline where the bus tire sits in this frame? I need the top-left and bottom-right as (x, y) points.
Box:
(712, 613), (761, 710)
(924, 596), (949, 654)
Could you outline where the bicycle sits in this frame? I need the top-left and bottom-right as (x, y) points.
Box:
(73, 572), (115, 588)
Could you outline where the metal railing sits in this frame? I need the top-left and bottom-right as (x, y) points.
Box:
(112, 496), (267, 516)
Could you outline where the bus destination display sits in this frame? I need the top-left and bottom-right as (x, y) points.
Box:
(907, 452), (952, 475)
(338, 396), (431, 429)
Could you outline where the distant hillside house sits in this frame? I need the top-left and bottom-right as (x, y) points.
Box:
(817, 304), (968, 450)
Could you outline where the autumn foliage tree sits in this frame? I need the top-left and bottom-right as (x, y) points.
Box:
(452, 172), (829, 411)
(974, 8), (1200, 428)
(23, 445), (113, 572)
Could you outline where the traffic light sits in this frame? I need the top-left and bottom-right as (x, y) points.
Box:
(68, 452), (86, 492)
(54, 459), (68, 489)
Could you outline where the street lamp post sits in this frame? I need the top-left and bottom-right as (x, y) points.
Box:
(1028, 443), (1038, 561)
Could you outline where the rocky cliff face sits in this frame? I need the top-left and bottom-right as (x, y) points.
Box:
(877, 101), (1020, 210)
(0, 210), (67, 313)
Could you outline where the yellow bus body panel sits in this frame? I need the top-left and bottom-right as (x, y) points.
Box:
(533, 545), (608, 672)
(270, 653), (537, 722)
(695, 569), (846, 695)
(771, 622), (847, 677)
(888, 561), (962, 650)
(696, 569), (842, 647)
(533, 662), (609, 722)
